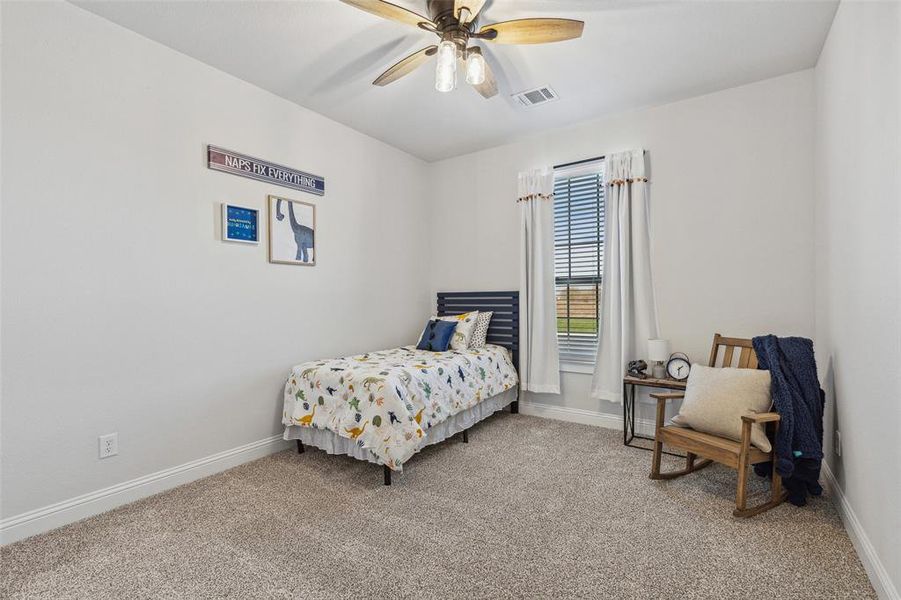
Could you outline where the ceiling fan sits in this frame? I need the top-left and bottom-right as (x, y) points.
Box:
(339, 0), (584, 98)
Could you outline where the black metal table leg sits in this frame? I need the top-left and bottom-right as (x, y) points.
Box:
(622, 380), (684, 458)
(630, 384), (637, 442)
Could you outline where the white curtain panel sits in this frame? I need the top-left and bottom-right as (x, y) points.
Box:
(590, 150), (659, 402)
(518, 168), (561, 394)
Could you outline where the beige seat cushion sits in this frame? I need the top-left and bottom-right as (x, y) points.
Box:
(670, 364), (773, 452)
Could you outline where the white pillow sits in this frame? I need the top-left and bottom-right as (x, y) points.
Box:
(432, 311), (479, 351)
(468, 311), (493, 348)
(671, 364), (773, 452)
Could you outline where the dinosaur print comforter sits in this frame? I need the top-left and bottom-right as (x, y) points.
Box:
(282, 344), (518, 471)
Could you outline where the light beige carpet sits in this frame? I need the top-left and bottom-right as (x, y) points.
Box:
(1, 413), (875, 599)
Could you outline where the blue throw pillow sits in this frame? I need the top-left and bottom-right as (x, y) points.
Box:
(416, 319), (457, 352)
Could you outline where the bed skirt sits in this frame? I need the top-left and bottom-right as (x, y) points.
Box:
(283, 387), (517, 466)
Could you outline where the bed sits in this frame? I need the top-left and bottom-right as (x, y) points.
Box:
(282, 291), (520, 485)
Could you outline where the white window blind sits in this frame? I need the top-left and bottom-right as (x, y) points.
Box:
(554, 159), (605, 365)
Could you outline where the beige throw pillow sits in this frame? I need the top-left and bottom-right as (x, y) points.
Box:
(671, 364), (773, 452)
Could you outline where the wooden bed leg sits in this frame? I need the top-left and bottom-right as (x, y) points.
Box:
(510, 400), (519, 414)
(461, 429), (469, 444)
(383, 465), (392, 486)
(296, 439), (304, 454)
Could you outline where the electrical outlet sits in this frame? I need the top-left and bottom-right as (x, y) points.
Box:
(99, 433), (118, 459)
(834, 430), (842, 456)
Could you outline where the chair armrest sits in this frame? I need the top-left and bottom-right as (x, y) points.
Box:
(650, 392), (684, 403)
(650, 393), (683, 432)
(741, 411), (780, 424)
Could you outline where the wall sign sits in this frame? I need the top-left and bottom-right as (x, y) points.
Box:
(221, 204), (259, 244)
(207, 145), (325, 196)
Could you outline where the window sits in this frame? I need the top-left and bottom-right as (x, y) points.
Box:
(554, 158), (605, 365)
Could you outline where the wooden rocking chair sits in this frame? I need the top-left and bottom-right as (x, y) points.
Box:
(649, 334), (787, 517)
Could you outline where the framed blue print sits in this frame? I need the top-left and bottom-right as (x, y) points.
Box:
(221, 204), (259, 244)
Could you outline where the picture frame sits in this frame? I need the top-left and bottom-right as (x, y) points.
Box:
(268, 195), (316, 266)
(221, 204), (259, 244)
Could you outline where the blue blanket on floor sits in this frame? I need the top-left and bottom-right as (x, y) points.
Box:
(751, 335), (825, 505)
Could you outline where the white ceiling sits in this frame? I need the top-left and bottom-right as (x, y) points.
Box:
(73, 0), (838, 162)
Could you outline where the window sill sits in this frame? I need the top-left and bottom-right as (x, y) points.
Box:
(560, 362), (595, 375)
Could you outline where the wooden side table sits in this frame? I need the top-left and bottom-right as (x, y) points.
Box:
(622, 375), (687, 456)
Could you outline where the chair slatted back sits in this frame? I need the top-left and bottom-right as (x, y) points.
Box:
(708, 333), (758, 369)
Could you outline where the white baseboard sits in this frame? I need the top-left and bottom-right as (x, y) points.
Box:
(520, 400), (657, 437)
(820, 463), (899, 600)
(0, 434), (288, 546)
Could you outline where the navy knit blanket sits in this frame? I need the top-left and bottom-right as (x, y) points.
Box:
(751, 335), (825, 505)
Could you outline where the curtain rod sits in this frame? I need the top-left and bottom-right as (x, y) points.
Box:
(553, 155), (605, 169)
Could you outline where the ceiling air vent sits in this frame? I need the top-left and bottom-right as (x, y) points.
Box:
(513, 86), (558, 107)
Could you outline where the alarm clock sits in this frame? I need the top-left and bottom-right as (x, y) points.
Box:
(666, 352), (691, 381)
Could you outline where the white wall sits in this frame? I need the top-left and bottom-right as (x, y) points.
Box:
(427, 70), (816, 423)
(0, 2), (429, 520)
(814, 1), (901, 596)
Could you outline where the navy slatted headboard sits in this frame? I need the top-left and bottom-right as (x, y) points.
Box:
(437, 291), (520, 372)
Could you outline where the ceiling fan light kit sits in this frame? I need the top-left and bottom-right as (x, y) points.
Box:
(339, 0), (584, 99)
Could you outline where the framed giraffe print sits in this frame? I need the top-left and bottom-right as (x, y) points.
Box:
(268, 195), (316, 266)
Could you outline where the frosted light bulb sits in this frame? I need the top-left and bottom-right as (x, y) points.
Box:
(465, 51), (486, 85)
(435, 40), (457, 93)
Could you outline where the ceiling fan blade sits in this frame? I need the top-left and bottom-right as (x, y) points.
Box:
(373, 46), (437, 86)
(473, 56), (498, 99)
(479, 18), (584, 45)
(454, 0), (487, 24)
(340, 0), (435, 29)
